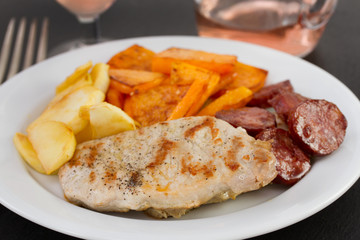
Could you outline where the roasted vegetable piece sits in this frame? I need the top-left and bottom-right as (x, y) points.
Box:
(90, 63), (110, 93)
(169, 62), (220, 116)
(167, 77), (207, 120)
(109, 69), (165, 94)
(218, 61), (268, 93)
(109, 79), (133, 94)
(79, 102), (136, 140)
(198, 87), (253, 116)
(27, 121), (76, 175)
(13, 133), (46, 174)
(170, 62), (218, 85)
(186, 72), (220, 116)
(124, 85), (189, 126)
(28, 86), (105, 135)
(56, 61), (92, 94)
(106, 87), (124, 109)
(107, 44), (155, 71)
(152, 47), (237, 74)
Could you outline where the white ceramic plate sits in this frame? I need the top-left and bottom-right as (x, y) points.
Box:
(0, 36), (359, 240)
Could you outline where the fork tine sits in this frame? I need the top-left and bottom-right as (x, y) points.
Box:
(0, 18), (16, 84)
(36, 17), (49, 63)
(6, 17), (26, 80)
(22, 19), (37, 70)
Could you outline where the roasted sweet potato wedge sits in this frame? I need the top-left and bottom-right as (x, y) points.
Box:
(167, 77), (207, 120)
(198, 87), (253, 116)
(106, 87), (125, 109)
(152, 47), (237, 75)
(123, 85), (190, 126)
(107, 44), (155, 71)
(217, 61), (268, 93)
(109, 69), (166, 94)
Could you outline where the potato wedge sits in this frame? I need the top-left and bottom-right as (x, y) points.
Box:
(75, 123), (92, 144)
(91, 63), (110, 93)
(107, 44), (155, 71)
(28, 86), (105, 134)
(79, 102), (136, 140)
(27, 121), (76, 174)
(56, 61), (92, 94)
(152, 47), (237, 74)
(198, 87), (253, 116)
(13, 133), (46, 174)
(47, 73), (93, 109)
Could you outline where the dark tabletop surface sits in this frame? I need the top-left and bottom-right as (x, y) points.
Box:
(1, 0), (359, 239)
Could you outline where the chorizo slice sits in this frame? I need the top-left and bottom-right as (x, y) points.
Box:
(287, 99), (347, 156)
(215, 107), (276, 136)
(247, 80), (294, 108)
(256, 128), (311, 185)
(268, 90), (308, 121)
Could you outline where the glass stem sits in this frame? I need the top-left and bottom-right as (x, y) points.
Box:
(93, 17), (101, 43)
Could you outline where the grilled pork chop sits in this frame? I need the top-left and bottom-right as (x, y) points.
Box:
(59, 116), (277, 218)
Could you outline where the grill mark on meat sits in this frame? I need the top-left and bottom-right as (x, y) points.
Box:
(181, 157), (216, 178)
(214, 138), (223, 144)
(89, 171), (96, 183)
(253, 146), (273, 163)
(68, 154), (81, 167)
(224, 137), (244, 171)
(184, 117), (219, 140)
(104, 171), (117, 184)
(128, 171), (142, 188)
(84, 143), (104, 168)
(147, 139), (176, 169)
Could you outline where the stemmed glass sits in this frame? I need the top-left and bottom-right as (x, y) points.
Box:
(50, 0), (115, 56)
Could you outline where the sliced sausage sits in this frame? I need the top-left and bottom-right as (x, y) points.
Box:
(215, 107), (276, 136)
(247, 80), (294, 108)
(268, 90), (308, 121)
(256, 128), (311, 185)
(287, 99), (347, 156)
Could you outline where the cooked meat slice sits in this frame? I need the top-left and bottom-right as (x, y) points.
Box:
(256, 128), (311, 185)
(59, 116), (277, 218)
(215, 107), (276, 136)
(247, 80), (294, 108)
(268, 90), (308, 122)
(287, 99), (347, 156)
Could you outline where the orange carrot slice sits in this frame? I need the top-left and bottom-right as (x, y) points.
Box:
(197, 87), (253, 116)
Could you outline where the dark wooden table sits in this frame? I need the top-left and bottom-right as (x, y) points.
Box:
(1, 0), (359, 239)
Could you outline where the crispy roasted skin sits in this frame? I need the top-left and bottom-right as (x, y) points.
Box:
(59, 116), (277, 218)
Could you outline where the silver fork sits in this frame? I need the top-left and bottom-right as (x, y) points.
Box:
(0, 17), (49, 84)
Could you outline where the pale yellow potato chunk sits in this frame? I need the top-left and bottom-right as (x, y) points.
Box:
(27, 121), (76, 175)
(56, 61), (92, 94)
(79, 102), (136, 140)
(48, 73), (93, 109)
(13, 133), (46, 174)
(28, 86), (105, 134)
(91, 63), (110, 93)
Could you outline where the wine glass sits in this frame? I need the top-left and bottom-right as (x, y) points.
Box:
(50, 0), (115, 56)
